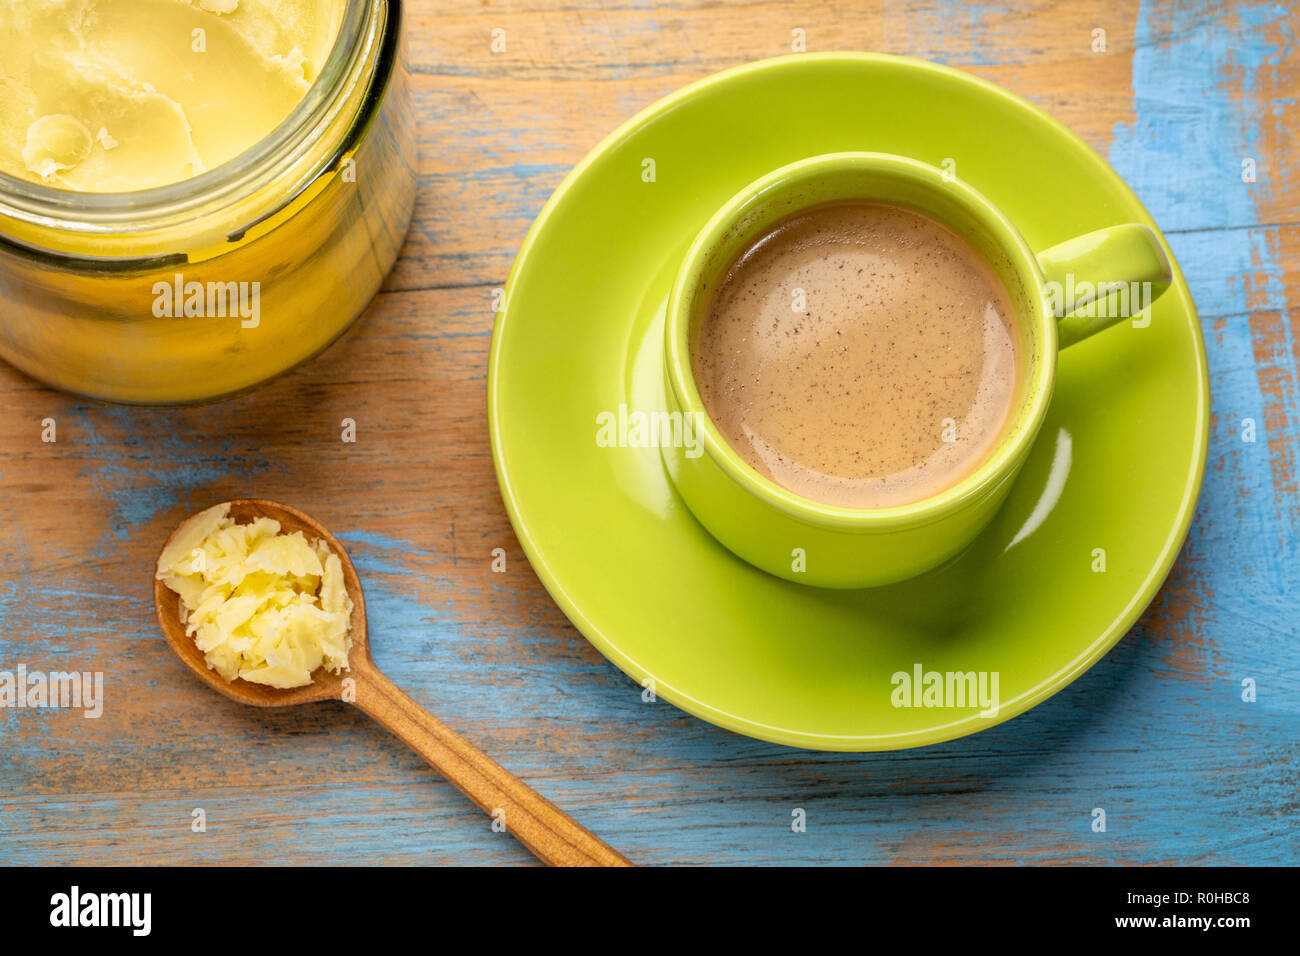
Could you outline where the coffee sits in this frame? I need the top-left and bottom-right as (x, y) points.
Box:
(691, 200), (1019, 509)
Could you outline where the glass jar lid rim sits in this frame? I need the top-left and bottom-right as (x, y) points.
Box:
(0, 0), (374, 226)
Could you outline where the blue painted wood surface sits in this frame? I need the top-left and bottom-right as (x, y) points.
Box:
(0, 0), (1296, 864)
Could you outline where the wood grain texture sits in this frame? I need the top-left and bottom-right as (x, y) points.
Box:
(1, 0), (1297, 866)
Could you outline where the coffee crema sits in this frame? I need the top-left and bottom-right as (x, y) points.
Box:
(691, 201), (1019, 509)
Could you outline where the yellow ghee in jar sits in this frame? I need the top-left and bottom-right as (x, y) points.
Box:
(0, 0), (416, 404)
(0, 0), (344, 191)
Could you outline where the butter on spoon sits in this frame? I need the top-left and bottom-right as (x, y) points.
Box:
(153, 499), (631, 867)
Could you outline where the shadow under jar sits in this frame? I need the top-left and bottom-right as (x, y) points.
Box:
(0, 0), (416, 405)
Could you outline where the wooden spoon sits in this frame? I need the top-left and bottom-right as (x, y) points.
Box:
(153, 498), (630, 867)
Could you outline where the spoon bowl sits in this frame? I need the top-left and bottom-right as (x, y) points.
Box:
(154, 498), (631, 867)
(154, 499), (362, 707)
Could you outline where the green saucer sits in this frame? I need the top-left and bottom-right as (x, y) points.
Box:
(488, 53), (1209, 751)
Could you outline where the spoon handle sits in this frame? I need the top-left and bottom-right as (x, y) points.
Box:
(349, 657), (631, 867)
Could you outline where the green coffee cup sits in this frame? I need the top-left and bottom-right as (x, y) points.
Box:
(661, 151), (1171, 588)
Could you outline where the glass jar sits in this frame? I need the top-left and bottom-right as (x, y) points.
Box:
(0, 0), (416, 404)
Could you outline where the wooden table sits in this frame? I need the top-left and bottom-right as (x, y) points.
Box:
(2, 0), (1296, 865)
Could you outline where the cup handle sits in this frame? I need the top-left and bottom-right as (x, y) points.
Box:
(1036, 224), (1173, 348)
